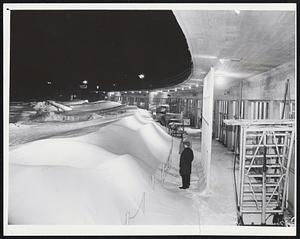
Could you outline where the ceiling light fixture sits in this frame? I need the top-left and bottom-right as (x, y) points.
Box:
(195, 54), (218, 59)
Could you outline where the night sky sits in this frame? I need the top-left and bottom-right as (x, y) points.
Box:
(10, 10), (192, 100)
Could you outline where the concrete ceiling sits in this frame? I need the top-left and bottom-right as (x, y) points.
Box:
(173, 10), (295, 89)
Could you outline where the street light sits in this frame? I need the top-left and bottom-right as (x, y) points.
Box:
(138, 73), (145, 79)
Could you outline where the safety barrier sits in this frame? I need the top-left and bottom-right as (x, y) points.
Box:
(161, 135), (174, 184)
(150, 134), (174, 190)
(125, 192), (146, 225)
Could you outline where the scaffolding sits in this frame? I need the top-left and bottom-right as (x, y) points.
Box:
(224, 119), (295, 225)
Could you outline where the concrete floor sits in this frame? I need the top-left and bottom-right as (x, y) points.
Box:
(161, 131), (237, 225)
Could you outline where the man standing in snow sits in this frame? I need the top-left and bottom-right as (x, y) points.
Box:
(179, 141), (194, 189)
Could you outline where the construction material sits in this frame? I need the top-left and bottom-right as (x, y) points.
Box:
(225, 119), (295, 225)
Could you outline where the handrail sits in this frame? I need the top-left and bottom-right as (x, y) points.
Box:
(125, 192), (146, 225)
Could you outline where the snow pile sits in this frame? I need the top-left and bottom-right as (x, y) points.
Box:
(88, 113), (103, 120)
(74, 110), (172, 170)
(32, 101), (72, 113)
(47, 100), (72, 111)
(33, 101), (58, 112)
(9, 140), (151, 224)
(61, 99), (89, 106)
(9, 122), (32, 129)
(32, 111), (81, 122)
(68, 101), (121, 113)
(9, 110), (179, 225)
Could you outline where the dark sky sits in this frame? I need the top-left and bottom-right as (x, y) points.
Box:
(10, 10), (192, 100)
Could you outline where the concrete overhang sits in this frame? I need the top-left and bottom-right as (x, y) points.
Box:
(173, 10), (295, 88)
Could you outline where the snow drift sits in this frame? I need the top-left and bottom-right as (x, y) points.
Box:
(73, 110), (172, 171)
(8, 109), (182, 225)
(61, 99), (89, 106)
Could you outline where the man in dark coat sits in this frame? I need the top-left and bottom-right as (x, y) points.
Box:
(179, 141), (194, 189)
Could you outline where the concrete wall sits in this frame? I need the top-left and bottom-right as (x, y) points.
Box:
(215, 61), (295, 101)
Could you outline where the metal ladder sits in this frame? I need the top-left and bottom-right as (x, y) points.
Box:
(237, 124), (295, 225)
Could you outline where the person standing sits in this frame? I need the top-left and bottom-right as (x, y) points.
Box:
(179, 141), (194, 189)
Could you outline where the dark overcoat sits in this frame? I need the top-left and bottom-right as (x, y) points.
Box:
(179, 147), (194, 175)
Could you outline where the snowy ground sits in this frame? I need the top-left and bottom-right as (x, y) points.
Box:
(8, 100), (237, 225)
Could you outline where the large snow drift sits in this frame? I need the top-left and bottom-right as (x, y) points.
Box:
(9, 109), (197, 225)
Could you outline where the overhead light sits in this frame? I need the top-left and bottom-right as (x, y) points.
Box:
(234, 10), (240, 15)
(139, 91), (142, 93)
(82, 80), (88, 84)
(124, 91), (127, 93)
(47, 81), (52, 85)
(96, 85), (99, 89)
(195, 54), (218, 59)
(131, 91), (134, 94)
(188, 86), (192, 89)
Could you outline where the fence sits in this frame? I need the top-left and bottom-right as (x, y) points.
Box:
(125, 192), (146, 225)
